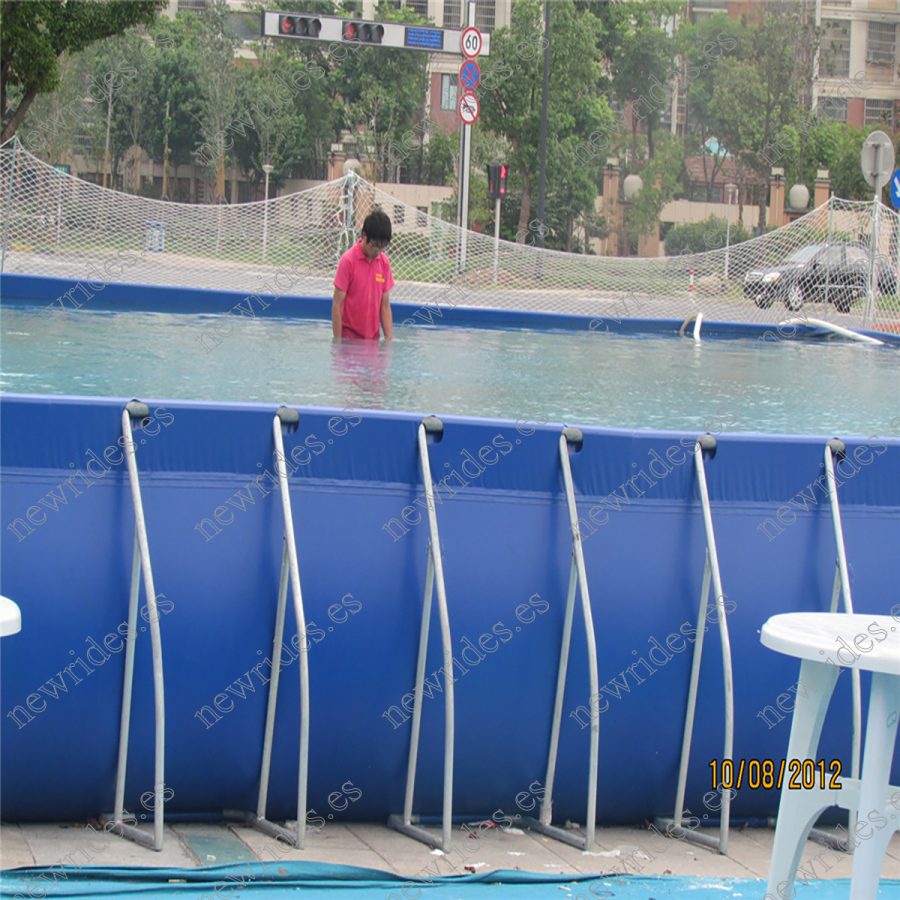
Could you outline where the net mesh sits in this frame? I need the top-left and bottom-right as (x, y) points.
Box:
(2, 141), (898, 333)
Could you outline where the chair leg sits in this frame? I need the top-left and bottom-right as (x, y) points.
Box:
(850, 672), (900, 900)
(767, 659), (840, 897)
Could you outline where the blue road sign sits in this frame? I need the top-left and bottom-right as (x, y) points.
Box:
(459, 59), (480, 91)
(890, 169), (900, 210)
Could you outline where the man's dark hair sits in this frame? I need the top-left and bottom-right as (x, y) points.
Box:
(362, 210), (392, 243)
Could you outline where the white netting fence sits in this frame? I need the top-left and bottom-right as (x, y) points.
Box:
(2, 140), (898, 333)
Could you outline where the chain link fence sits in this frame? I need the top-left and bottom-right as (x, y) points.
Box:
(2, 140), (898, 332)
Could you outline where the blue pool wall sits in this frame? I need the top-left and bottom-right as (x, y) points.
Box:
(2, 274), (900, 826)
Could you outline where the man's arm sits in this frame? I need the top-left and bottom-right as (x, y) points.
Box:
(380, 290), (393, 341)
(332, 288), (346, 339)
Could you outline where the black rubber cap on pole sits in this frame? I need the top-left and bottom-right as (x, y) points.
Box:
(125, 399), (150, 419)
(422, 415), (444, 435)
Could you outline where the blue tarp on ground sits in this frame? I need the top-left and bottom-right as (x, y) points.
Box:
(3, 863), (900, 898)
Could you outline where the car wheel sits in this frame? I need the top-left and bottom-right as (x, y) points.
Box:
(834, 289), (854, 314)
(754, 292), (774, 309)
(785, 284), (804, 311)
(879, 273), (898, 297)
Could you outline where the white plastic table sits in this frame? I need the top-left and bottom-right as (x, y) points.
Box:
(761, 612), (900, 900)
(0, 595), (21, 637)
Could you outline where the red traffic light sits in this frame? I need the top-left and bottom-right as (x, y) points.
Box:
(279, 15), (321, 38)
(342, 19), (384, 43)
(488, 163), (508, 199)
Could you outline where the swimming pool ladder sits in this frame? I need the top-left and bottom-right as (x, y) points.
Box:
(656, 434), (735, 855)
(388, 416), (456, 852)
(519, 427), (601, 851)
(235, 406), (311, 848)
(802, 438), (861, 851)
(105, 401), (167, 851)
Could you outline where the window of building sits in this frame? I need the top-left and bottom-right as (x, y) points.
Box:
(177, 0), (206, 12)
(394, 204), (405, 225)
(867, 21), (896, 66)
(474, 0), (495, 32)
(406, 0), (429, 18)
(443, 0), (494, 31)
(440, 74), (458, 111)
(820, 19), (851, 78)
(417, 207), (428, 227)
(443, 0), (461, 27)
(817, 96), (848, 121)
(864, 98), (894, 127)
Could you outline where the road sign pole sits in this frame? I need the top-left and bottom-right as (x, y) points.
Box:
(859, 131), (894, 327)
(865, 166), (880, 328)
(457, 0), (476, 273)
(492, 197), (501, 284)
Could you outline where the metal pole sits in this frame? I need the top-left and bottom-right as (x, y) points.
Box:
(1, 138), (19, 272)
(864, 184), (880, 327)
(460, 121), (472, 272)
(458, 0), (476, 273)
(492, 196), (501, 284)
(536, 0), (550, 253)
(262, 163), (272, 263)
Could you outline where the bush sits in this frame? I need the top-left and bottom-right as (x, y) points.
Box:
(664, 215), (751, 256)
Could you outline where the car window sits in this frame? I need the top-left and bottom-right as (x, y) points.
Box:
(818, 246), (844, 265)
(845, 246), (868, 266)
(785, 245), (822, 263)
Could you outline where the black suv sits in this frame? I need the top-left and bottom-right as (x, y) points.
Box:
(743, 242), (898, 313)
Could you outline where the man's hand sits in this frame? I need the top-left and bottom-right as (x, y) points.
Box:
(332, 288), (346, 339)
(381, 291), (393, 341)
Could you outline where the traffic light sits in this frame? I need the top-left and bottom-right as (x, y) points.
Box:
(278, 15), (321, 38)
(488, 163), (508, 200)
(342, 19), (384, 43)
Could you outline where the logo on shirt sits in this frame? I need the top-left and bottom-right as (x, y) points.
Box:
(375, 273), (385, 284)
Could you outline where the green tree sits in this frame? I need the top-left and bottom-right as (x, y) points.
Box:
(336, 4), (429, 183)
(706, 2), (814, 233)
(676, 12), (744, 199)
(480, 0), (613, 247)
(1, 0), (163, 143)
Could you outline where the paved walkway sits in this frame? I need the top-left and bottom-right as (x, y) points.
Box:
(3, 820), (900, 884)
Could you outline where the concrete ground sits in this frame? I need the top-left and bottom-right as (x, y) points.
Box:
(3, 820), (900, 884)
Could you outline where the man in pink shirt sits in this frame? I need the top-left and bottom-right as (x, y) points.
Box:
(332, 211), (395, 340)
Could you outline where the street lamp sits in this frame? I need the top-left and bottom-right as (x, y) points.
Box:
(623, 174), (643, 200)
(724, 183), (738, 281)
(262, 162), (273, 263)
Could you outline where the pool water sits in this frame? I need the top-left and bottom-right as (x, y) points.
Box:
(1, 308), (898, 436)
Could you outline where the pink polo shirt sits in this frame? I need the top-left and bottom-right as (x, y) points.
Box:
(333, 240), (394, 339)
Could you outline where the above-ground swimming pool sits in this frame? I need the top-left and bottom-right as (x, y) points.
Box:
(2, 273), (899, 833)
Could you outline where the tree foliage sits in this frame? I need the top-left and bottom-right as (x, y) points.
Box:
(479, 0), (613, 249)
(1, 0), (164, 142)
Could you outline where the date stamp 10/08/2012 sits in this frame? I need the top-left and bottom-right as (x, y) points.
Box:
(709, 758), (843, 792)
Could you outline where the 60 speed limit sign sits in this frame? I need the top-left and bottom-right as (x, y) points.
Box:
(458, 91), (480, 125)
(461, 26), (483, 58)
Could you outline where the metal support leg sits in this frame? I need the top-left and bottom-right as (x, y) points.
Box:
(519, 427), (600, 851)
(105, 401), (166, 851)
(389, 416), (455, 852)
(238, 406), (311, 848)
(801, 439), (862, 851)
(656, 435), (733, 855)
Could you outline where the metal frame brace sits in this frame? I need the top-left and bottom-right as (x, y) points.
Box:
(103, 401), (166, 851)
(519, 427), (601, 851)
(655, 434), (734, 855)
(230, 406), (312, 848)
(388, 416), (456, 852)
(803, 438), (862, 852)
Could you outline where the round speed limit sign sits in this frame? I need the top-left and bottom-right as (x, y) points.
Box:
(461, 26), (483, 58)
